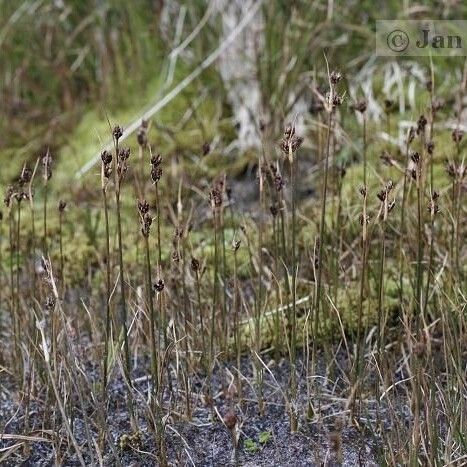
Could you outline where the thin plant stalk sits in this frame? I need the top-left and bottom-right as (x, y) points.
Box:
(288, 142), (297, 431)
(112, 130), (136, 428)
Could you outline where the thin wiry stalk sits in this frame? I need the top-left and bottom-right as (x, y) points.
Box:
(415, 158), (424, 324)
(143, 232), (164, 457)
(8, 203), (19, 371)
(194, 267), (206, 367)
(208, 205), (219, 418)
(233, 242), (242, 402)
(313, 110), (333, 368)
(355, 187), (367, 407)
(256, 157), (265, 416)
(355, 107), (368, 400)
(0, 212), (2, 359)
(15, 197), (23, 378)
(28, 157), (40, 296)
(101, 185), (111, 400)
(288, 143), (297, 431)
(399, 132), (412, 306)
(112, 131), (136, 428)
(220, 178), (228, 352)
(58, 206), (64, 286)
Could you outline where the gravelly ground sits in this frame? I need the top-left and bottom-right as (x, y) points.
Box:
(1, 350), (383, 466)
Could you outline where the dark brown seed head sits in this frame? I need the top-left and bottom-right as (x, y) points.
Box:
(332, 94), (343, 108)
(150, 154), (163, 183)
(280, 135), (303, 155)
(274, 174), (284, 192)
(58, 200), (67, 212)
(137, 120), (148, 147)
(330, 70), (342, 85)
(384, 99), (394, 113)
(118, 147), (130, 161)
(138, 199), (150, 215)
(151, 154), (162, 166)
(445, 161), (456, 179)
(191, 258), (200, 272)
(232, 240), (241, 251)
(202, 142), (211, 156)
(426, 78), (433, 93)
(141, 213), (152, 237)
(410, 151), (420, 164)
(19, 166), (32, 186)
(359, 213), (369, 226)
(45, 296), (56, 311)
(101, 150), (112, 165)
(137, 128), (147, 148)
(270, 204), (279, 217)
(407, 126), (416, 145)
(151, 166), (162, 184)
(113, 125), (123, 141)
(153, 279), (165, 292)
(426, 140), (435, 155)
(428, 198), (440, 216)
(209, 188), (223, 208)
(377, 190), (386, 202)
(359, 186), (367, 198)
(417, 115), (427, 134)
(352, 99), (367, 113)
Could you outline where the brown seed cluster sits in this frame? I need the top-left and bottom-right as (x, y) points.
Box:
(377, 180), (396, 219)
(352, 99), (367, 114)
(113, 125), (123, 141)
(191, 257), (200, 272)
(138, 199), (152, 237)
(153, 278), (165, 292)
(417, 115), (427, 135)
(150, 154), (163, 184)
(209, 178), (225, 211)
(101, 150), (113, 179)
(445, 160), (466, 181)
(117, 147), (130, 180)
(137, 119), (148, 148)
(428, 191), (440, 217)
(280, 123), (303, 157)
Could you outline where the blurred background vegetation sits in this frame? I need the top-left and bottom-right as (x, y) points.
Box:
(1, 0), (466, 186)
